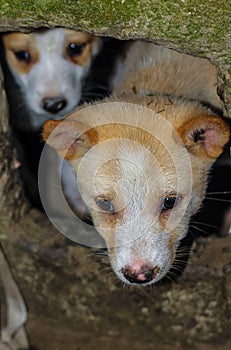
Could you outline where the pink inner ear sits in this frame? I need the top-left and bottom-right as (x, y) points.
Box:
(179, 115), (229, 159)
(47, 119), (84, 152)
(203, 128), (220, 154)
(191, 124), (224, 158)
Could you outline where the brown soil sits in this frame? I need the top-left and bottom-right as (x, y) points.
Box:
(1, 209), (231, 350)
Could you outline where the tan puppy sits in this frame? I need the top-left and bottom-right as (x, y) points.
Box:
(43, 41), (230, 286)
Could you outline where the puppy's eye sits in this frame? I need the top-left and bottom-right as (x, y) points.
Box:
(96, 198), (114, 213)
(161, 196), (178, 210)
(14, 50), (30, 63)
(67, 43), (86, 57)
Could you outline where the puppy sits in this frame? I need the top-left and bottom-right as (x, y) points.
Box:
(43, 41), (230, 286)
(2, 28), (101, 211)
(2, 28), (101, 130)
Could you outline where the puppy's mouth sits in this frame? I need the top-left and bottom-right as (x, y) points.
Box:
(113, 240), (192, 286)
(114, 259), (173, 286)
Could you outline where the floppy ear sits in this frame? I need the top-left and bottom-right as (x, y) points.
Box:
(42, 119), (98, 160)
(177, 115), (230, 159)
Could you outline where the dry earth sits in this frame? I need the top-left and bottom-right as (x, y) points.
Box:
(1, 209), (231, 350)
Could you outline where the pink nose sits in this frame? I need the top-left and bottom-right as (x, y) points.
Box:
(121, 260), (160, 284)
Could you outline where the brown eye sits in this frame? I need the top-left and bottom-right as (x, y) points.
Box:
(67, 43), (86, 57)
(96, 198), (114, 213)
(161, 196), (178, 210)
(14, 50), (30, 63)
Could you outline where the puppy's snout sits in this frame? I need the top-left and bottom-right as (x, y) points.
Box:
(42, 96), (67, 114)
(121, 261), (160, 284)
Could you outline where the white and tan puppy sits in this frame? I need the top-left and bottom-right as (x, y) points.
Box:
(2, 29), (101, 212)
(2, 28), (101, 129)
(43, 41), (230, 286)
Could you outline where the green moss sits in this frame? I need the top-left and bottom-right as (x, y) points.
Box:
(0, 0), (229, 41)
(0, 0), (230, 107)
(0, 1), (229, 58)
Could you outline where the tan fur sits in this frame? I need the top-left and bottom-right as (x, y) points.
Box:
(64, 31), (100, 66)
(112, 41), (223, 112)
(3, 30), (100, 74)
(43, 41), (230, 286)
(3, 32), (39, 74)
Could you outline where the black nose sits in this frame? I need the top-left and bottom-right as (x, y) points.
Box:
(42, 97), (67, 114)
(121, 264), (160, 284)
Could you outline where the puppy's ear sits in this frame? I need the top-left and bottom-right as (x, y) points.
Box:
(177, 115), (230, 159)
(43, 119), (98, 160)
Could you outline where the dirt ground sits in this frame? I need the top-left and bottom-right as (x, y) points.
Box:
(0, 208), (231, 350)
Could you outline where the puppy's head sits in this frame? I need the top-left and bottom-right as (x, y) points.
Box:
(43, 101), (230, 286)
(2, 29), (101, 129)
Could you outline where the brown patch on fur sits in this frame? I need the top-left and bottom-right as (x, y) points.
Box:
(177, 114), (230, 159)
(43, 120), (61, 141)
(43, 120), (164, 162)
(159, 209), (171, 227)
(3, 32), (39, 74)
(92, 211), (121, 249)
(64, 31), (100, 66)
(93, 123), (160, 154)
(99, 212), (118, 228)
(168, 229), (179, 252)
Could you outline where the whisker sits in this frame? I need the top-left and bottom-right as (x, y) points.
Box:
(169, 268), (186, 281)
(192, 221), (219, 229)
(11, 101), (29, 115)
(190, 225), (211, 235)
(176, 246), (194, 255)
(94, 250), (109, 257)
(173, 255), (192, 266)
(79, 210), (92, 223)
(176, 245), (194, 252)
(164, 271), (179, 283)
(206, 191), (231, 195)
(101, 266), (112, 273)
(170, 264), (186, 274)
(71, 249), (108, 264)
(187, 229), (198, 239)
(174, 253), (192, 260)
(70, 252), (97, 265)
(204, 197), (231, 203)
(174, 261), (193, 268)
(174, 254), (193, 261)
